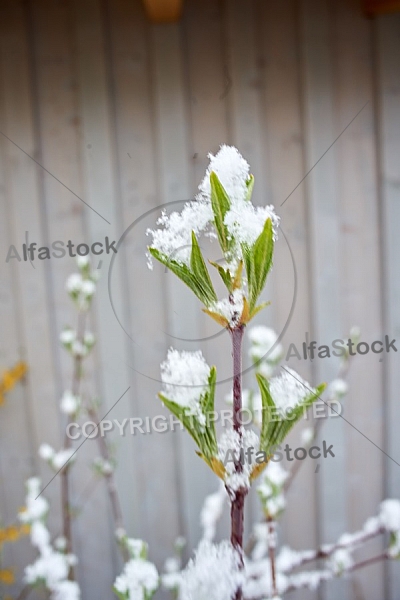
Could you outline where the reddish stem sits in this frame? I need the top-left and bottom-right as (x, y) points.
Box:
(230, 325), (246, 599)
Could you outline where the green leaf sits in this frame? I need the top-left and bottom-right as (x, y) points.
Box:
(200, 366), (218, 453)
(241, 241), (254, 297)
(250, 218), (274, 310)
(159, 393), (202, 448)
(209, 260), (232, 292)
(256, 374), (276, 451)
(210, 171), (231, 253)
(149, 247), (211, 306)
(245, 174), (255, 201)
(190, 232), (218, 304)
(256, 375), (326, 452)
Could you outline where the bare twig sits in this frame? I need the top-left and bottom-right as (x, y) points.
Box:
(61, 311), (86, 578)
(86, 406), (129, 563)
(267, 518), (278, 597)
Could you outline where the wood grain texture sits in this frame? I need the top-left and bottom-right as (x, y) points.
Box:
(375, 12), (400, 600)
(0, 1), (398, 598)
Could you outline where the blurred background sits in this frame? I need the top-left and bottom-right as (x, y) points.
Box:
(0, 0), (399, 599)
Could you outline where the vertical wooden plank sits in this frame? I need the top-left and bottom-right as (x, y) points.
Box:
(182, 0), (233, 545)
(300, 1), (348, 599)
(333, 1), (384, 598)
(106, 0), (185, 569)
(0, 0), (62, 541)
(27, 0), (117, 595)
(150, 17), (207, 555)
(375, 12), (400, 600)
(225, 0), (266, 206)
(72, 0), (139, 590)
(0, 101), (36, 596)
(256, 5), (318, 600)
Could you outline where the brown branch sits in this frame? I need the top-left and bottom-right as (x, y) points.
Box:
(86, 406), (129, 563)
(62, 311), (86, 579)
(286, 526), (384, 572)
(284, 551), (390, 594)
(230, 324), (246, 600)
(15, 584), (32, 600)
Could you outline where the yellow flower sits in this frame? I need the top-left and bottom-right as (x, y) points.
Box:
(0, 361), (27, 396)
(0, 568), (15, 585)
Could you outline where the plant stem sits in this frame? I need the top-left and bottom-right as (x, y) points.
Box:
(230, 325), (246, 599)
(87, 406), (129, 562)
(267, 518), (277, 597)
(62, 311), (85, 578)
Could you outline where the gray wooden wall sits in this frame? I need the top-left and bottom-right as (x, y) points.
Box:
(0, 0), (399, 599)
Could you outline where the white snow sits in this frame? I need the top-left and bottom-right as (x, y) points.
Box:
(160, 349), (210, 422)
(217, 427), (260, 491)
(269, 368), (316, 416)
(249, 326), (284, 364)
(200, 483), (227, 541)
(147, 146), (279, 271)
(179, 540), (243, 600)
(208, 289), (244, 326)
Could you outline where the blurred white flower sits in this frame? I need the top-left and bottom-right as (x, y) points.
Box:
(60, 391), (80, 416)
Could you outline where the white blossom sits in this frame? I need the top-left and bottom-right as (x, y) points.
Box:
(76, 255), (90, 269)
(39, 443), (55, 461)
(114, 557), (159, 600)
(19, 479), (49, 523)
(328, 378), (348, 398)
(81, 279), (96, 298)
(52, 448), (76, 471)
(379, 499), (400, 532)
(51, 580), (81, 600)
(30, 521), (51, 552)
(93, 456), (114, 476)
(301, 427), (314, 446)
(327, 549), (353, 574)
(71, 340), (87, 358)
(60, 329), (76, 345)
(66, 274), (83, 293)
(60, 391), (80, 416)
(84, 331), (95, 347)
(54, 537), (67, 551)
